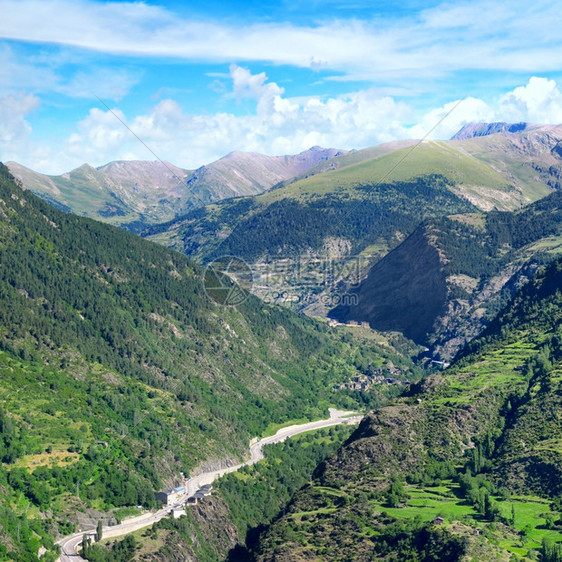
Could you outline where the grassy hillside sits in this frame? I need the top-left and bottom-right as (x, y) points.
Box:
(263, 141), (512, 204)
(269, 140), (419, 190)
(452, 124), (562, 202)
(0, 164), (415, 560)
(5, 161), (193, 231)
(253, 257), (562, 561)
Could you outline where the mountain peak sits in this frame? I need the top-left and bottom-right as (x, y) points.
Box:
(68, 163), (97, 174)
(451, 121), (528, 140)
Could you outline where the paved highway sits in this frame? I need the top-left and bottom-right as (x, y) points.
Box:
(57, 408), (362, 560)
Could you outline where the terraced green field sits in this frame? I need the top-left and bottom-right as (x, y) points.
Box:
(368, 484), (561, 558)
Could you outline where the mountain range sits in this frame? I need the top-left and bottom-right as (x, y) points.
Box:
(6, 146), (345, 232)
(137, 124), (562, 356)
(10, 123), (562, 359)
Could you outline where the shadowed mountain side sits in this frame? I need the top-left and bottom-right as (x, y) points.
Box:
(330, 225), (447, 343)
(330, 188), (562, 354)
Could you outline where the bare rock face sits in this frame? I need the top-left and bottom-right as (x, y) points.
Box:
(330, 224), (448, 343)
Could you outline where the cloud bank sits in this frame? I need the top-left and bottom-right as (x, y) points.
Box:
(1, 1), (562, 173)
(9, 70), (562, 175)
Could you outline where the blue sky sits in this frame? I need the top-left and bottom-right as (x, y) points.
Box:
(1, 0), (562, 174)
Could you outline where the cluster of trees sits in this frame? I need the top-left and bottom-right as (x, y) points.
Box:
(384, 477), (409, 507)
(369, 516), (466, 561)
(0, 405), (24, 463)
(406, 459), (457, 488)
(432, 188), (562, 284)
(81, 534), (136, 562)
(0, 503), (58, 562)
(487, 190), (562, 250)
(457, 470), (506, 522)
(541, 538), (562, 562)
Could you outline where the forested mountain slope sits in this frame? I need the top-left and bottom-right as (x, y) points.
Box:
(0, 164), (407, 560)
(145, 174), (477, 316)
(253, 257), (562, 561)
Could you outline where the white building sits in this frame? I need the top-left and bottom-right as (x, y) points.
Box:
(155, 485), (185, 506)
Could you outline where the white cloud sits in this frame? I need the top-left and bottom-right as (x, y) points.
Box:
(1, 0), (562, 84)
(47, 65), (411, 173)
(498, 77), (562, 123)
(0, 92), (41, 161)
(68, 107), (128, 155)
(411, 76), (562, 142)
(409, 97), (496, 140)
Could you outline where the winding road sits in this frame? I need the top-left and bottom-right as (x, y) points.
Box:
(57, 408), (362, 560)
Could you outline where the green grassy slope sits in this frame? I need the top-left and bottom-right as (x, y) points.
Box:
(5, 162), (150, 227)
(253, 257), (562, 561)
(0, 164), (414, 560)
(263, 141), (512, 203)
(269, 140), (419, 190)
(452, 132), (561, 202)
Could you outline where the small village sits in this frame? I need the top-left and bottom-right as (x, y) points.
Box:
(333, 365), (411, 392)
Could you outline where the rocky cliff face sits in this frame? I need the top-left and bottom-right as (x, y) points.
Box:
(331, 188), (562, 357)
(330, 224), (448, 343)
